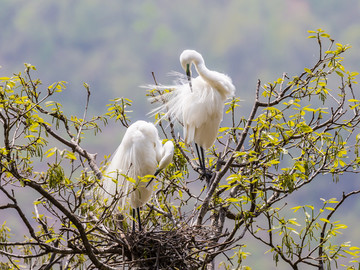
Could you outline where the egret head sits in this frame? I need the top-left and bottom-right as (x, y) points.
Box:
(158, 140), (175, 171)
(180, 50), (203, 72)
(180, 50), (203, 91)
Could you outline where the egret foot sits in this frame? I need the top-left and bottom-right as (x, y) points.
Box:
(196, 166), (213, 184)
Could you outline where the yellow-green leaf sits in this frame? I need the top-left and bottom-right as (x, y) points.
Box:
(66, 152), (77, 160)
(320, 218), (330, 223)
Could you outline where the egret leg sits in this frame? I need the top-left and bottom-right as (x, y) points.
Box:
(195, 143), (204, 169)
(200, 146), (206, 171)
(200, 146), (211, 183)
(195, 143), (210, 182)
(132, 208), (136, 232)
(137, 207), (142, 231)
(132, 208), (142, 231)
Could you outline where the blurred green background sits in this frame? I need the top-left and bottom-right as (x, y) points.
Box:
(1, 0), (360, 268)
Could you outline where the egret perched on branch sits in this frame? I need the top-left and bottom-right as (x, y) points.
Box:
(100, 120), (174, 231)
(150, 50), (235, 181)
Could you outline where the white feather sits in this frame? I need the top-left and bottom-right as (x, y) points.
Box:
(100, 120), (174, 209)
(149, 50), (235, 150)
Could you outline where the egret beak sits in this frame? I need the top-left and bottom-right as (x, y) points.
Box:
(186, 63), (193, 92)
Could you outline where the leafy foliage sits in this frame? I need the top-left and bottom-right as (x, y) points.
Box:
(1, 31), (360, 269)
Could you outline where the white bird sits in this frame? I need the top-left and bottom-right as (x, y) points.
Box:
(100, 120), (174, 231)
(150, 50), (235, 181)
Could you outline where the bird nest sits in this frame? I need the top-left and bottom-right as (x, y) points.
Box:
(119, 224), (219, 269)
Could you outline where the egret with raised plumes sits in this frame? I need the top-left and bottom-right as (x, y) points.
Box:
(150, 50), (235, 181)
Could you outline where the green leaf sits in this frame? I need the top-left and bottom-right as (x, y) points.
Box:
(336, 71), (344, 77)
(291, 206), (302, 213)
(320, 218), (330, 223)
(335, 224), (348, 229)
(288, 219), (301, 226)
(328, 200), (339, 204)
(66, 152), (77, 160)
(45, 238), (57, 244)
(227, 198), (240, 203)
(125, 176), (136, 184)
(24, 63), (36, 70)
(219, 127), (229, 132)
(46, 151), (55, 158)
(297, 122), (313, 133)
(295, 163), (305, 173)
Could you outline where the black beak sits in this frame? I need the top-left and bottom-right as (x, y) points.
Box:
(186, 63), (193, 92)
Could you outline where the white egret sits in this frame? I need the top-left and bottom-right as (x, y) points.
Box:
(150, 50), (235, 181)
(100, 120), (174, 231)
